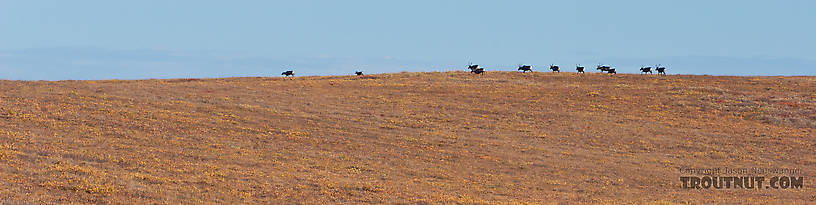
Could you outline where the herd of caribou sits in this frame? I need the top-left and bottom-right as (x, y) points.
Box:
(279, 64), (667, 77)
(469, 63), (667, 75)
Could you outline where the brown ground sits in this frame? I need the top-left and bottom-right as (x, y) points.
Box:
(0, 71), (814, 204)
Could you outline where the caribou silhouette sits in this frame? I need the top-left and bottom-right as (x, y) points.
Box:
(639, 66), (653, 74)
(281, 70), (294, 77)
(596, 64), (612, 72)
(355, 71), (364, 76)
(517, 65), (533, 73)
(576, 65), (585, 73)
(549, 64), (560, 72)
(467, 62), (485, 74)
(656, 65), (667, 75)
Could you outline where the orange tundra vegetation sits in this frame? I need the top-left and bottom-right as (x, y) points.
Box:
(0, 71), (814, 203)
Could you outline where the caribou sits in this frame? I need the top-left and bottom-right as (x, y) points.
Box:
(596, 64), (612, 72)
(576, 65), (585, 73)
(549, 64), (560, 72)
(355, 71), (364, 76)
(656, 65), (667, 75)
(607, 68), (617, 74)
(467, 62), (485, 74)
(281, 70), (294, 77)
(517, 65), (533, 73)
(639, 66), (653, 74)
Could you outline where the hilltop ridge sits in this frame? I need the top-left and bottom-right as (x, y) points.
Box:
(1, 71), (814, 203)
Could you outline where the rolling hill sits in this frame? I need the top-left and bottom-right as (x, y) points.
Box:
(1, 71), (814, 203)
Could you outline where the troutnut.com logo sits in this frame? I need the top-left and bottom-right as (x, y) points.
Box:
(679, 167), (803, 190)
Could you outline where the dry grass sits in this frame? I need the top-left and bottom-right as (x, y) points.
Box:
(0, 71), (814, 203)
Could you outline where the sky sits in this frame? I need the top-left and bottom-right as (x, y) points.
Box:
(0, 0), (814, 80)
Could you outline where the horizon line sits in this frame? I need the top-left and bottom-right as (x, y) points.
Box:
(2, 70), (813, 82)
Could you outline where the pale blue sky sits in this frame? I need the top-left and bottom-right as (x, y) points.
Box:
(1, 0), (814, 80)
